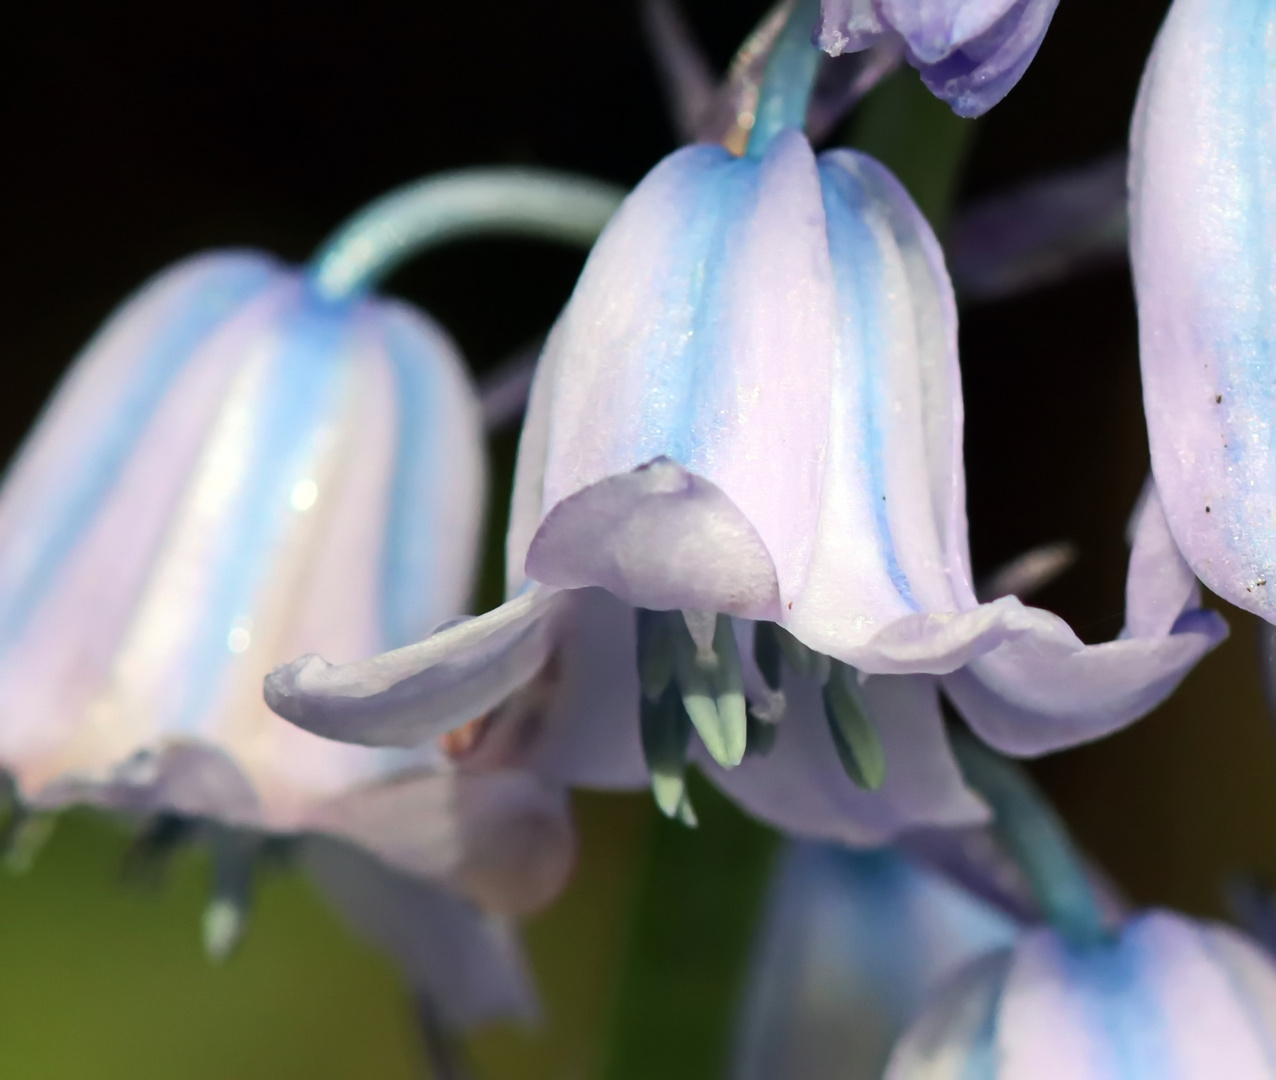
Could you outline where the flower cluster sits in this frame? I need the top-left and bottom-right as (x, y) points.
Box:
(7, 0), (1276, 1071)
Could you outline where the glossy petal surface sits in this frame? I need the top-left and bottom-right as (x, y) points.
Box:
(1130, 0), (1276, 623)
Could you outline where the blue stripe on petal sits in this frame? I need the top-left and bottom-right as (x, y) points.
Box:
(0, 256), (278, 663)
(380, 314), (445, 649)
(171, 290), (355, 733)
(819, 159), (919, 610)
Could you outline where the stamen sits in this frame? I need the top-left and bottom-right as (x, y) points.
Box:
(671, 614), (748, 769)
(822, 660), (887, 790)
(640, 683), (697, 826)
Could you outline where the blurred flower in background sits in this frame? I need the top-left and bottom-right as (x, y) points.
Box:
(0, 249), (572, 1026)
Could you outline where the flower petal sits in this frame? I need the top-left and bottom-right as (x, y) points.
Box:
(817, 0), (891, 56)
(525, 460), (780, 619)
(1130, 0), (1276, 623)
(735, 844), (1017, 1080)
(942, 482), (1227, 757)
(912, 0), (1059, 118)
(523, 131), (836, 614)
(265, 584), (569, 748)
(702, 670), (988, 845)
(301, 836), (538, 1029)
(879, 0), (1022, 64)
(784, 148), (976, 660)
(304, 768), (576, 917)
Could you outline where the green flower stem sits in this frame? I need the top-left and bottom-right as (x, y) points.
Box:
(308, 167), (626, 302)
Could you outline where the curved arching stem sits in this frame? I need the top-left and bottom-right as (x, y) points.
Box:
(309, 167), (626, 302)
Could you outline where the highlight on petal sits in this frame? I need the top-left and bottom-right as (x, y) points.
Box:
(304, 768), (576, 917)
(302, 836), (538, 1028)
(265, 585), (569, 749)
(0, 249), (488, 832)
(1130, 0), (1276, 625)
(734, 844), (1017, 1080)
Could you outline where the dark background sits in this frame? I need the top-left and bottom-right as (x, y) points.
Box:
(3, 0), (1274, 1075)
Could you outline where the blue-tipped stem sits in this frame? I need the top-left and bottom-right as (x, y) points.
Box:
(949, 725), (1111, 946)
(309, 167), (627, 302)
(746, 0), (823, 156)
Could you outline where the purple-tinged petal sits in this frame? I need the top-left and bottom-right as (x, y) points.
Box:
(1130, 0), (1276, 624)
(703, 668), (987, 846)
(302, 836), (538, 1029)
(265, 585), (569, 749)
(734, 845), (1016, 1080)
(949, 153), (1129, 303)
(941, 482), (1227, 757)
(879, 0), (1022, 64)
(910, 0), (1059, 118)
(1125, 477), (1202, 639)
(526, 460), (780, 619)
(522, 131), (837, 615)
(304, 768), (576, 917)
(641, 0), (720, 143)
(817, 0), (891, 56)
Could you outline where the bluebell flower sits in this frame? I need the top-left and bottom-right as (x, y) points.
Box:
(1130, 0), (1276, 625)
(886, 908), (1276, 1079)
(0, 250), (571, 1020)
(265, 130), (1222, 843)
(818, 0), (1060, 116)
(734, 844), (1017, 1080)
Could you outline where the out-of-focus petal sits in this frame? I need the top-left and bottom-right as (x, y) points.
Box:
(265, 585), (569, 749)
(1129, 0), (1276, 624)
(949, 153), (1129, 303)
(704, 669), (987, 846)
(522, 132), (836, 616)
(734, 845), (1017, 1080)
(889, 910), (1276, 1078)
(302, 836), (538, 1029)
(641, 0), (720, 143)
(304, 768), (576, 917)
(0, 251), (487, 831)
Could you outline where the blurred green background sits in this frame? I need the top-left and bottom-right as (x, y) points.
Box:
(6, 0), (1276, 1076)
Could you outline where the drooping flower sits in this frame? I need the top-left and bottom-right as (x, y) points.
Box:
(0, 250), (571, 1021)
(817, 0), (1060, 117)
(734, 843), (1017, 1080)
(1129, 0), (1276, 625)
(885, 909), (1276, 1079)
(266, 125), (1222, 844)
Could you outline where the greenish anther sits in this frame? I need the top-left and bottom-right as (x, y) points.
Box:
(671, 614), (748, 769)
(822, 661), (887, 790)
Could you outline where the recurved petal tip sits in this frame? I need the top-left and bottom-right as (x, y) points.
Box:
(525, 459), (781, 621)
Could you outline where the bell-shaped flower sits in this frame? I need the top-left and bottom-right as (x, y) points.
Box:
(1129, 0), (1276, 624)
(266, 129), (1222, 844)
(734, 843), (1017, 1080)
(886, 908), (1276, 1079)
(0, 250), (571, 1022)
(817, 0), (1060, 116)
